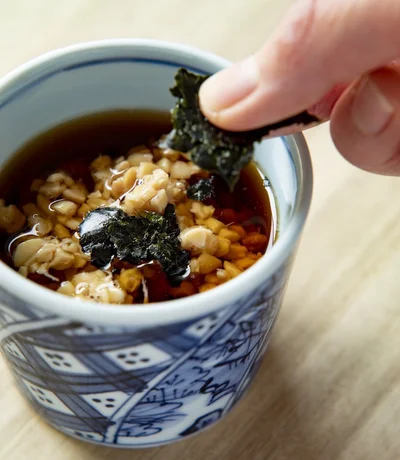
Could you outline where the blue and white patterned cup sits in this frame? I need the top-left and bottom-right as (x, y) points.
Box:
(0, 39), (312, 448)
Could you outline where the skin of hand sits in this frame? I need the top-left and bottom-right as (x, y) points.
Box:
(199, 0), (400, 176)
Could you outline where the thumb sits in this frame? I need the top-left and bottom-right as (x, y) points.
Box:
(199, 0), (400, 132)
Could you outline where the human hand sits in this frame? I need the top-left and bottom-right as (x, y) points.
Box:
(199, 0), (400, 175)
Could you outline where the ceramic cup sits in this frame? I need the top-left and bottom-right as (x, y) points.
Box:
(0, 39), (313, 448)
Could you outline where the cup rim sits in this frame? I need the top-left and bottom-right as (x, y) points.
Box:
(0, 38), (313, 327)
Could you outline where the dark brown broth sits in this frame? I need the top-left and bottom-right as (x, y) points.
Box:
(0, 110), (276, 302)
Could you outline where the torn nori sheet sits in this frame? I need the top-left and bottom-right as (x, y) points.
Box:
(187, 177), (216, 202)
(78, 204), (190, 279)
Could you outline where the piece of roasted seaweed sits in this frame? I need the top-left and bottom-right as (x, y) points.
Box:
(79, 204), (190, 279)
(167, 69), (264, 191)
(167, 68), (319, 190)
(187, 177), (216, 202)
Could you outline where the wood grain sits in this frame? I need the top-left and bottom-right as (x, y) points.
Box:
(1, 1), (400, 459)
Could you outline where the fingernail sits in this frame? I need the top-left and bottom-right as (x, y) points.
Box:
(352, 76), (395, 136)
(199, 56), (259, 113)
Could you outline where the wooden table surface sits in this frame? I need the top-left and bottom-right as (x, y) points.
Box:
(1, 1), (400, 459)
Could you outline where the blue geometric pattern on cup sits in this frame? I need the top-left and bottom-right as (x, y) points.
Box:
(0, 262), (290, 447)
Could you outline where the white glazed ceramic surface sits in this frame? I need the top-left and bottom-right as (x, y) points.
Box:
(0, 39), (312, 448)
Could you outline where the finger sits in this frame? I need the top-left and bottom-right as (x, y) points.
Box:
(199, 0), (400, 131)
(330, 67), (400, 175)
(261, 61), (400, 139)
(254, 83), (348, 140)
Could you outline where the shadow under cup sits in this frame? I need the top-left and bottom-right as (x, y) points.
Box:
(0, 40), (313, 448)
